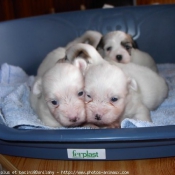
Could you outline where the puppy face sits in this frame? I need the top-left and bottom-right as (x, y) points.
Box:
(84, 63), (129, 127)
(97, 31), (135, 63)
(33, 63), (86, 127)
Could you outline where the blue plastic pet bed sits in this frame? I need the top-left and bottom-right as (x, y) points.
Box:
(0, 4), (175, 160)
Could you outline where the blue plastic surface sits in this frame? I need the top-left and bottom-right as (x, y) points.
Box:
(0, 4), (175, 160)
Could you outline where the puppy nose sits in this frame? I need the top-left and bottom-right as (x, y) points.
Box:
(95, 114), (102, 121)
(69, 117), (79, 122)
(116, 54), (122, 62)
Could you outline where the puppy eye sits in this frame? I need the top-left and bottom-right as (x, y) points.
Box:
(78, 91), (84, 96)
(106, 46), (112, 51)
(111, 97), (118, 102)
(87, 94), (91, 98)
(125, 45), (132, 51)
(51, 100), (59, 106)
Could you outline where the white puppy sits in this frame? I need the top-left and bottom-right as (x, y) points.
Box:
(97, 31), (158, 72)
(30, 62), (86, 128)
(84, 62), (151, 128)
(84, 60), (168, 128)
(66, 30), (102, 49)
(37, 47), (66, 77)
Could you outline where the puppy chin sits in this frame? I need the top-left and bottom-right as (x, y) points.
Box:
(86, 104), (124, 127)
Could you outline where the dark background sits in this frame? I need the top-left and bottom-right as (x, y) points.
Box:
(0, 0), (133, 22)
(0, 0), (175, 22)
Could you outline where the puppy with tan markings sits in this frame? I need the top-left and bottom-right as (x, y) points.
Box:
(97, 31), (158, 72)
(30, 62), (86, 127)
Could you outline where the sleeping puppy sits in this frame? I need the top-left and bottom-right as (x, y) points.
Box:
(97, 31), (158, 72)
(66, 30), (102, 49)
(37, 47), (66, 77)
(30, 62), (86, 128)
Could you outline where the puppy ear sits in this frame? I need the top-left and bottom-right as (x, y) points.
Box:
(132, 40), (138, 49)
(32, 77), (42, 96)
(128, 78), (138, 91)
(73, 58), (88, 74)
(126, 34), (137, 49)
(96, 36), (104, 49)
(96, 37), (105, 57)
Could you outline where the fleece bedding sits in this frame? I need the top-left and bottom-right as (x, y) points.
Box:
(0, 63), (174, 129)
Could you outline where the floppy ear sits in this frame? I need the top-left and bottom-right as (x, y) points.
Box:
(96, 36), (104, 49)
(73, 58), (88, 75)
(75, 49), (89, 60)
(126, 34), (137, 49)
(132, 40), (138, 49)
(32, 77), (42, 96)
(128, 78), (138, 91)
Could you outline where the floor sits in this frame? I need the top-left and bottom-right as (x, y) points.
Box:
(0, 154), (175, 175)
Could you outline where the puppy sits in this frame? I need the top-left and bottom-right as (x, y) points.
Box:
(30, 62), (86, 127)
(97, 31), (158, 72)
(84, 61), (152, 128)
(83, 60), (168, 128)
(66, 30), (102, 49)
(37, 47), (66, 77)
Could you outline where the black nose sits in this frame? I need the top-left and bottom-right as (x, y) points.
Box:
(95, 114), (102, 121)
(116, 55), (122, 62)
(69, 117), (78, 122)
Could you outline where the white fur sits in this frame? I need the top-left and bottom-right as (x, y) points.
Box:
(37, 47), (66, 76)
(30, 62), (85, 127)
(109, 61), (168, 110)
(66, 30), (102, 49)
(97, 31), (158, 72)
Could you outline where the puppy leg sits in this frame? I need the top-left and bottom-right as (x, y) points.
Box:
(83, 123), (99, 129)
(133, 104), (152, 122)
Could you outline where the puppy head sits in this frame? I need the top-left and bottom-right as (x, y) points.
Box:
(84, 63), (137, 127)
(65, 43), (104, 65)
(32, 62), (86, 127)
(97, 31), (136, 63)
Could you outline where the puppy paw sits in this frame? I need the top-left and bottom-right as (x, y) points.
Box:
(83, 123), (99, 129)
